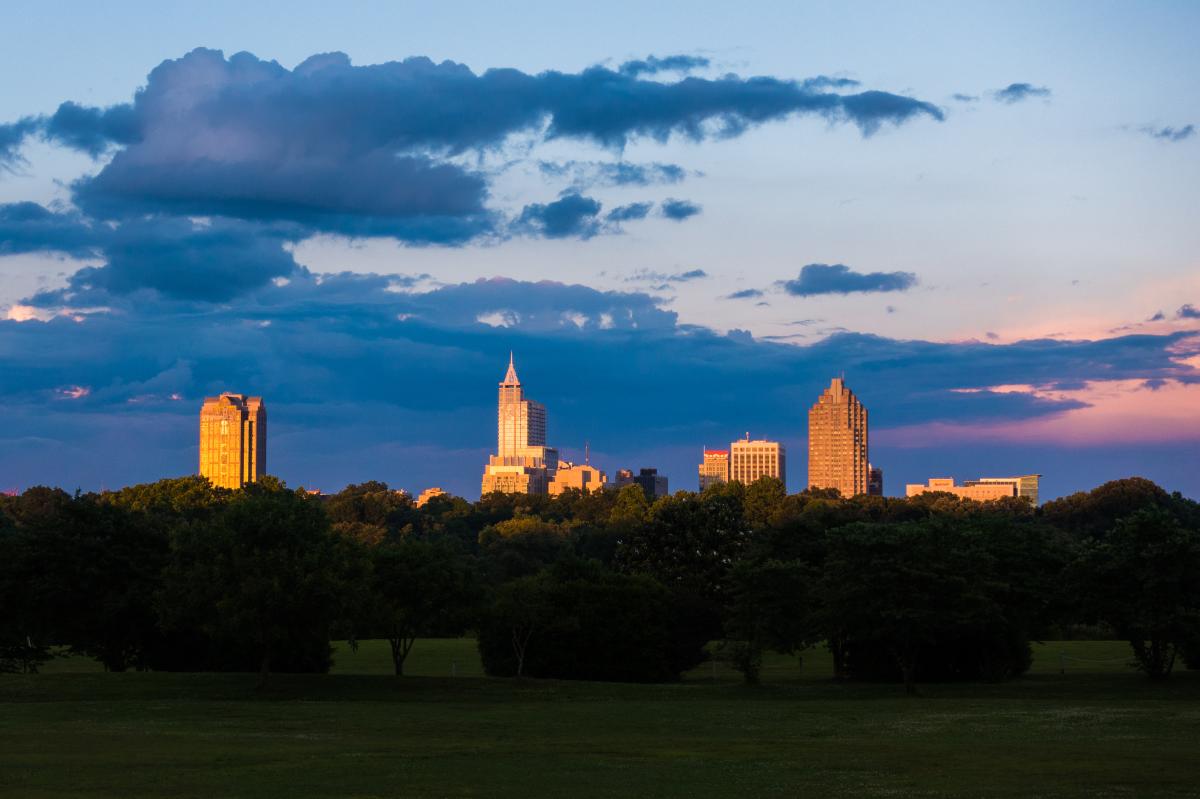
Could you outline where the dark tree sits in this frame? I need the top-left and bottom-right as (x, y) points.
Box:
(366, 538), (478, 675)
(1074, 507), (1200, 679)
(158, 481), (365, 685)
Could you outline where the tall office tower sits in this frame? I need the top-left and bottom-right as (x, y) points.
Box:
(808, 377), (869, 497)
(729, 436), (786, 486)
(481, 354), (559, 495)
(199, 393), (266, 489)
(698, 449), (729, 491)
(868, 465), (884, 497)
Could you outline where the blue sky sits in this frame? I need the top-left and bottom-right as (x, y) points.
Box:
(1, 1), (1197, 499)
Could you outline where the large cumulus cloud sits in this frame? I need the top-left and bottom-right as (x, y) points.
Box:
(3, 48), (942, 232)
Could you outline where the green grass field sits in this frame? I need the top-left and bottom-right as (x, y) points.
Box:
(5, 640), (1199, 798)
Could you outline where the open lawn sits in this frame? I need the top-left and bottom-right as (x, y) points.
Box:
(5, 641), (1200, 798)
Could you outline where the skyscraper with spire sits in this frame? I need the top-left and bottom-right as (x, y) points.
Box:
(481, 354), (559, 495)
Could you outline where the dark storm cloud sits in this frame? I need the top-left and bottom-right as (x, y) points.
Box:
(3, 203), (299, 303)
(992, 83), (1051, 104)
(0, 48), (943, 251)
(780, 263), (917, 296)
(514, 193), (604, 239)
(0, 202), (99, 257)
(0, 117), (41, 170)
(617, 54), (711, 78)
(1140, 124), (1195, 143)
(661, 198), (702, 221)
(43, 101), (141, 157)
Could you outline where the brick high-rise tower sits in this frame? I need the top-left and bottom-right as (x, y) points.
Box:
(807, 378), (868, 497)
(199, 393), (266, 489)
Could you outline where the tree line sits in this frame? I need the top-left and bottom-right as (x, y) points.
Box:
(2, 475), (1198, 692)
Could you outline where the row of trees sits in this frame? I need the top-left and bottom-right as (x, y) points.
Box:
(2, 475), (1198, 690)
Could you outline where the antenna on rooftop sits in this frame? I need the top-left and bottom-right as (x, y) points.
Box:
(585, 440), (590, 465)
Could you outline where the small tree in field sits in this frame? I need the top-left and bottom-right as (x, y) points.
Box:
(722, 558), (812, 685)
(1076, 507), (1200, 679)
(368, 538), (477, 676)
(492, 572), (560, 678)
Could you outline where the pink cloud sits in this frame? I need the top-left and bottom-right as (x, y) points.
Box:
(877, 378), (1200, 447)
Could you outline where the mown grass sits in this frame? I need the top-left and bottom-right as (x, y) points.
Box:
(5, 640), (1199, 798)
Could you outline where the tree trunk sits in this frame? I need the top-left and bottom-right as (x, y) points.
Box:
(828, 635), (849, 680)
(389, 637), (404, 676)
(257, 651), (271, 690)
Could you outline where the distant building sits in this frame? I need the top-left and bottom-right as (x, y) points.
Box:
(808, 377), (869, 497)
(199, 393), (266, 489)
(481, 354), (558, 496)
(698, 449), (729, 491)
(965, 475), (1041, 506)
(729, 436), (786, 486)
(549, 461), (607, 495)
(905, 477), (1011, 502)
(416, 487), (447, 507)
(868, 465), (884, 497)
(617, 467), (668, 500)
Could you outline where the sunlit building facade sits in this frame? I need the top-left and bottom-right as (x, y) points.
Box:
(808, 377), (869, 497)
(729, 437), (786, 486)
(905, 475), (1041, 505)
(199, 393), (266, 489)
(549, 462), (607, 495)
(416, 487), (446, 507)
(965, 475), (1041, 506)
(481, 354), (558, 496)
(698, 449), (729, 491)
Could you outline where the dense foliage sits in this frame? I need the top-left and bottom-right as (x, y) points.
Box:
(1, 475), (1197, 688)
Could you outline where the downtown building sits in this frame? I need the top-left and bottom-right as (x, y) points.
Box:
(698, 449), (729, 491)
(906, 475), (1041, 505)
(480, 355), (559, 496)
(729, 436), (786, 486)
(199, 393), (266, 489)
(808, 377), (869, 497)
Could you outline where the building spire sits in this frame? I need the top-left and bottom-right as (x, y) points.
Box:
(503, 351), (520, 385)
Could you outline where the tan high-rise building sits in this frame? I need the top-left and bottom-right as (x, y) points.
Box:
(481, 354), (558, 496)
(729, 437), (786, 486)
(199, 393), (266, 489)
(808, 377), (868, 497)
(698, 449), (729, 491)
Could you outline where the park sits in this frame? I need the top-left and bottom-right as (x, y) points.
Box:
(4, 639), (1200, 797)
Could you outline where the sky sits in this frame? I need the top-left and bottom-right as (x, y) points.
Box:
(1, 0), (1197, 500)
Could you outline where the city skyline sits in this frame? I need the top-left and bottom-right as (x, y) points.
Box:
(0, 2), (1196, 500)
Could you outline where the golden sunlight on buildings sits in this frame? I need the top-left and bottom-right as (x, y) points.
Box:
(808, 377), (868, 497)
(549, 462), (607, 495)
(480, 354), (559, 496)
(729, 436), (786, 485)
(698, 449), (729, 491)
(416, 487), (446, 507)
(905, 475), (1041, 505)
(199, 393), (266, 489)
